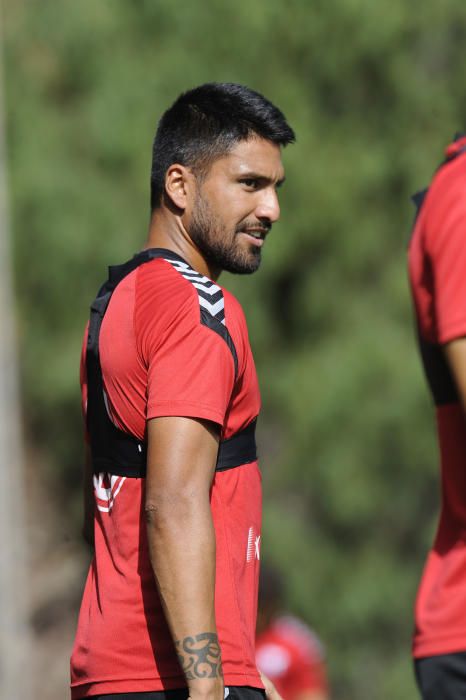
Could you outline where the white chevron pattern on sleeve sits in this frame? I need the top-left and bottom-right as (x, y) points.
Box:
(198, 296), (225, 317)
(192, 281), (222, 295)
(164, 257), (226, 325)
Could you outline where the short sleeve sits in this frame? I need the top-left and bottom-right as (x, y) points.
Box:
(427, 174), (466, 343)
(135, 263), (236, 427)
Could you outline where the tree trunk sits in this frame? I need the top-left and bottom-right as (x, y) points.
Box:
(0, 7), (33, 697)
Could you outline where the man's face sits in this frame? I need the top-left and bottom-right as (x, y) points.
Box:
(187, 137), (285, 274)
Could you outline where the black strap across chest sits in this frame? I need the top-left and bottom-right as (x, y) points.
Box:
(86, 248), (257, 477)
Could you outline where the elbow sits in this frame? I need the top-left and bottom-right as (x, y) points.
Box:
(144, 495), (174, 528)
(144, 488), (208, 529)
(144, 500), (160, 528)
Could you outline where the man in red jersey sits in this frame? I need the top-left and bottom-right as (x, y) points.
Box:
(256, 567), (328, 700)
(70, 83), (294, 700)
(409, 133), (466, 699)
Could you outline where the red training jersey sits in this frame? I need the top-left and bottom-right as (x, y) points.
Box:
(256, 616), (327, 700)
(70, 254), (263, 697)
(408, 136), (466, 658)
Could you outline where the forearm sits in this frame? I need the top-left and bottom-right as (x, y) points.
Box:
(294, 692), (328, 700)
(145, 489), (222, 696)
(444, 338), (466, 418)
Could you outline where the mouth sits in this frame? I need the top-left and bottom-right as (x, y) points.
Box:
(239, 228), (269, 247)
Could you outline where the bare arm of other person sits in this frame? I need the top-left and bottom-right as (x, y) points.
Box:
(260, 671), (284, 700)
(293, 691), (328, 700)
(145, 415), (223, 700)
(444, 337), (466, 414)
(260, 672), (327, 700)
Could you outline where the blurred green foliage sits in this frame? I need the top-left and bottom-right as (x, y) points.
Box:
(5, 0), (466, 697)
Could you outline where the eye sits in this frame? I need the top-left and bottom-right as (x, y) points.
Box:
(240, 178), (260, 190)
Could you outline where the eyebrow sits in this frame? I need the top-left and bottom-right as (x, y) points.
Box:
(239, 172), (286, 187)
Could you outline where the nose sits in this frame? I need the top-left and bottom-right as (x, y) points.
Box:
(255, 187), (281, 224)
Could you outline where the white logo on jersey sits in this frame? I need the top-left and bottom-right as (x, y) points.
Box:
(94, 472), (126, 513)
(247, 526), (261, 562)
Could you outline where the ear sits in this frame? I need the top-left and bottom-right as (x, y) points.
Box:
(164, 164), (195, 210)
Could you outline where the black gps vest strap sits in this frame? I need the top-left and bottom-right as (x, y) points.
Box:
(86, 248), (253, 477)
(216, 419), (257, 472)
(98, 419), (258, 479)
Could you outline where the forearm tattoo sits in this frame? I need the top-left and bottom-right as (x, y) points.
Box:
(175, 632), (223, 679)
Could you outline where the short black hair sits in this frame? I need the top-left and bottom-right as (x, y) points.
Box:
(150, 82), (295, 210)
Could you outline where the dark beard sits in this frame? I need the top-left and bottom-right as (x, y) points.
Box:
(189, 196), (262, 275)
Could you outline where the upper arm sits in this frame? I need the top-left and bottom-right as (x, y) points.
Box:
(145, 417), (220, 507)
(137, 267), (236, 504)
(293, 693), (327, 700)
(293, 692), (327, 700)
(443, 337), (466, 413)
(136, 266), (236, 428)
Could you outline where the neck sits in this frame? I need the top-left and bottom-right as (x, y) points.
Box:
(143, 208), (221, 281)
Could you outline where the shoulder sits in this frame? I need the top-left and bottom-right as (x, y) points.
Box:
(165, 257), (230, 328)
(136, 256), (199, 305)
(432, 153), (466, 202)
(424, 153), (466, 247)
(134, 256), (215, 333)
(135, 256), (239, 370)
(138, 256), (230, 311)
